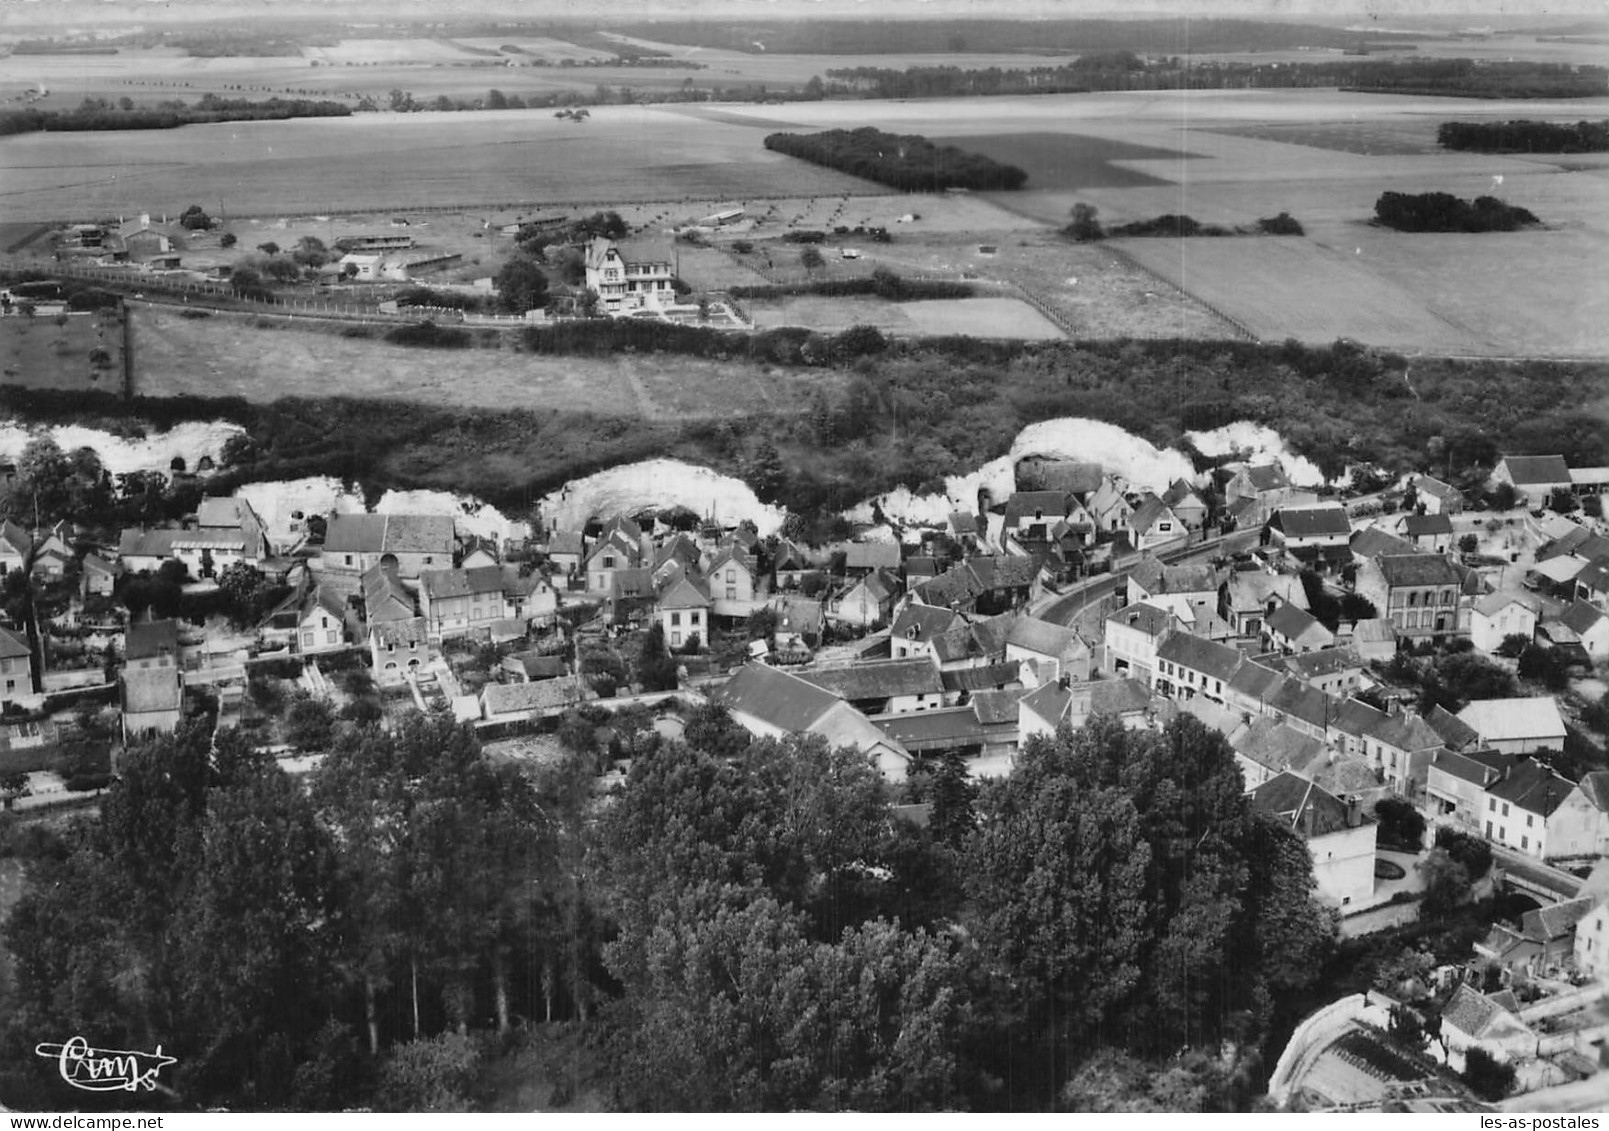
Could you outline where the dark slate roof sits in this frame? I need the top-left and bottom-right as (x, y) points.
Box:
(1128, 493), (1175, 535)
(1425, 704), (1480, 751)
(891, 603), (960, 645)
(1020, 680), (1074, 726)
(1366, 710), (1446, 753)
(0, 625), (28, 661)
(1266, 600), (1325, 642)
(1561, 599), (1608, 637)
(1232, 716), (1327, 775)
(915, 567), (978, 609)
(1248, 771), (1354, 838)
(546, 530), (585, 557)
(1156, 631), (1243, 683)
(712, 663), (839, 733)
(971, 687), (1028, 726)
(610, 567), (654, 599)
(1162, 479), (1204, 509)
(324, 513), (455, 555)
(1350, 527), (1415, 560)
(1487, 758), (1575, 818)
(1404, 513), (1454, 537)
(966, 555), (1039, 592)
(1269, 678), (1331, 730)
(797, 658), (944, 702)
(1500, 454), (1571, 486)
(1330, 696), (1388, 739)
(1521, 897), (1594, 942)
(1430, 748), (1517, 787)
(1230, 658), (1286, 702)
(1377, 553), (1463, 588)
(874, 705), (1013, 753)
(1280, 648), (1359, 681)
(1269, 504), (1351, 539)
(1106, 603), (1175, 638)
(1004, 491), (1071, 526)
(1089, 678), (1154, 714)
(845, 541), (902, 571)
(940, 660), (1021, 693)
(125, 619), (180, 662)
(948, 511), (980, 535)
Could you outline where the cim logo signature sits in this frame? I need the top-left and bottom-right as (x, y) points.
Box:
(34, 1036), (177, 1093)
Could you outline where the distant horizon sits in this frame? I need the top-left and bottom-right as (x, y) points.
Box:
(2, 0), (1606, 31)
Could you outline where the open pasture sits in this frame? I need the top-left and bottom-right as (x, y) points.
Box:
(0, 310), (124, 393)
(743, 294), (1065, 340)
(934, 132), (1194, 189)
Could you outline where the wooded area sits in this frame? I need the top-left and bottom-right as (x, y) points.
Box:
(763, 128), (1029, 193)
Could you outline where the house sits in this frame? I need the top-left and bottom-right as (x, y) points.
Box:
(657, 572), (711, 650)
(584, 237), (676, 314)
(1425, 704), (1481, 753)
(1152, 630), (1244, 705)
(797, 658), (945, 716)
(1482, 899), (1596, 971)
(1274, 648), (1363, 698)
(915, 555), (1038, 616)
(1085, 478), (1134, 534)
(1573, 898), (1609, 981)
(501, 652), (570, 683)
(874, 692), (1024, 778)
(890, 603), (963, 663)
(1219, 569), (1309, 638)
(844, 540), (902, 576)
(708, 544), (761, 618)
(121, 666), (183, 741)
(545, 530), (586, 577)
(1264, 600), (1334, 654)
(1103, 603), (1176, 682)
(1264, 503), (1352, 553)
(607, 567), (655, 626)
(1226, 462), (1299, 524)
(116, 214), (180, 259)
(1160, 479), (1208, 535)
(31, 526), (73, 578)
(1482, 758), (1602, 860)
(458, 537), (499, 571)
(829, 567), (898, 628)
(1439, 985), (1534, 1059)
(1395, 512), (1455, 554)
(1425, 748), (1517, 837)
(1249, 772), (1377, 908)
(1326, 696), (1390, 760)
(338, 253), (384, 281)
(0, 520), (30, 575)
(1355, 554), (1468, 642)
(480, 675), (591, 723)
(771, 596), (825, 650)
(419, 566), (530, 642)
(125, 619), (180, 669)
(947, 511), (981, 546)
(1471, 591), (1541, 654)
(1017, 677), (1153, 743)
(1128, 557), (1219, 626)
(931, 613), (1014, 673)
(1003, 490), (1075, 545)
(712, 662), (910, 780)
(322, 514), (456, 579)
(1561, 599), (1609, 658)
(650, 533), (702, 586)
(81, 553), (119, 599)
(1413, 475), (1466, 515)
(196, 496), (270, 563)
(1229, 716), (1328, 789)
(1362, 709), (1447, 797)
(1350, 618), (1397, 662)
(1350, 525), (1416, 566)
(581, 519), (646, 595)
(0, 626), (31, 705)
(772, 539), (814, 589)
(369, 618), (430, 684)
(1456, 697), (1567, 755)
(1490, 454), (1573, 505)
(294, 586), (349, 656)
(1004, 617), (1091, 685)
(940, 659), (1021, 700)
(361, 562), (415, 624)
(1126, 493), (1186, 553)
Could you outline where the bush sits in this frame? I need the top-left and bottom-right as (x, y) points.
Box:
(1462, 1046), (1516, 1102)
(386, 321), (471, 349)
(1257, 211), (1305, 235)
(376, 1032), (481, 1113)
(1374, 191), (1541, 233)
(1434, 825), (1492, 878)
(1374, 797), (1425, 850)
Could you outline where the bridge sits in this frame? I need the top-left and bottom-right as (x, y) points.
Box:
(1491, 844), (1583, 906)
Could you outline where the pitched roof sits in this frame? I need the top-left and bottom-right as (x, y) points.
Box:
(1006, 616), (1085, 659)
(362, 562), (415, 622)
(1330, 696), (1388, 739)
(1350, 526), (1415, 561)
(1232, 717), (1327, 776)
(118, 527), (176, 559)
(1521, 897), (1595, 942)
(125, 619), (180, 662)
(1487, 758), (1575, 817)
(1403, 513), (1454, 537)
(1020, 679), (1074, 727)
(1456, 697), (1566, 743)
(1024, 461), (1104, 495)
(1128, 493), (1177, 536)
(1352, 617), (1396, 645)
(1580, 770), (1609, 813)
(773, 597), (824, 634)
(971, 687), (1028, 726)
(1366, 710), (1446, 753)
(1425, 704), (1480, 751)
(1279, 647), (1359, 682)
(1415, 475), (1464, 503)
(1499, 454), (1571, 486)
(1156, 631), (1243, 683)
(891, 602), (960, 644)
(1377, 553), (1463, 588)
(657, 572), (712, 610)
(965, 555), (1040, 592)
(1266, 600), (1326, 642)
(712, 662), (841, 733)
(1561, 599), (1608, 637)
(1430, 748), (1516, 788)
(1269, 677), (1331, 730)
(1241, 463), (1291, 492)
(0, 625), (29, 661)
(1004, 491), (1071, 526)
(122, 665), (182, 714)
(482, 675), (589, 717)
(940, 659), (1021, 694)
(324, 513), (455, 555)
(797, 658), (944, 702)
(1248, 771), (1355, 838)
(420, 565), (512, 601)
(546, 530), (585, 557)
(1474, 590), (1541, 619)
(610, 567), (654, 599)
(1230, 658), (1287, 703)
(1441, 984), (1511, 1039)
(708, 543), (756, 576)
(82, 552), (118, 577)
(370, 616), (429, 647)
(1129, 555), (1216, 597)
(947, 511), (979, 536)
(653, 533), (702, 572)
(1269, 504), (1351, 539)
(1161, 478), (1204, 509)
(1223, 569), (1307, 611)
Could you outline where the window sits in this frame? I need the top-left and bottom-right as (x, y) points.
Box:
(345, 555), (355, 566)
(1486, 820), (1493, 836)
(302, 631), (314, 647)
(1527, 814), (1534, 828)
(1489, 797), (1496, 811)
(1408, 591), (1418, 606)
(604, 555), (616, 568)
(727, 569), (736, 583)
(671, 612), (681, 627)
(327, 631), (338, 644)
(671, 632), (681, 646)
(1502, 803), (1510, 817)
(3, 680), (12, 693)
(1521, 835), (1529, 850)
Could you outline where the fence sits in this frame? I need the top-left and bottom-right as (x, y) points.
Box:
(1100, 242), (1260, 342)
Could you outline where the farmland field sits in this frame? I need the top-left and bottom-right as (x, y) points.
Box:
(0, 311), (124, 392)
(934, 133), (1197, 190)
(743, 294), (1065, 339)
(126, 305), (846, 418)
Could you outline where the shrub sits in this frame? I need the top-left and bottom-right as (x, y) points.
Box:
(385, 321), (470, 349)
(1257, 211), (1305, 235)
(1462, 1046), (1516, 1102)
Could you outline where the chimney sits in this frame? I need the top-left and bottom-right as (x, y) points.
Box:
(1058, 673), (1071, 690)
(1346, 795), (1362, 829)
(1302, 801), (1316, 838)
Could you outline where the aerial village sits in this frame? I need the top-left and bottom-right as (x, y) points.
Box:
(4, 441), (1609, 1103)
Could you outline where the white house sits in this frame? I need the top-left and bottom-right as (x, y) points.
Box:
(1250, 772), (1377, 909)
(583, 237), (676, 314)
(1457, 697), (1567, 755)
(1482, 759), (1607, 861)
(708, 544), (761, 618)
(1561, 599), (1609, 658)
(1471, 591), (1541, 655)
(1103, 603), (1175, 683)
(657, 572), (711, 651)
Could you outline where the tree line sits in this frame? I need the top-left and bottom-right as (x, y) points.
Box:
(0, 94), (351, 137)
(1438, 119), (1609, 153)
(763, 128), (1029, 193)
(1, 709), (1333, 1111)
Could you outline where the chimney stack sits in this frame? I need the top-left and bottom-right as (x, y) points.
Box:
(1302, 802), (1316, 838)
(1346, 795), (1362, 828)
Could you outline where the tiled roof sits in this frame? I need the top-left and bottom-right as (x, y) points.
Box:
(362, 563), (415, 622)
(119, 528), (176, 558)
(482, 675), (589, 717)
(1232, 717), (1327, 775)
(798, 658), (944, 702)
(1280, 648), (1358, 681)
(1106, 603), (1175, 638)
(1561, 599), (1607, 637)
(845, 541), (902, 571)
(1521, 897), (1594, 941)
(1006, 616), (1085, 659)
(1242, 464), (1291, 492)
(1090, 678), (1154, 714)
(1156, 631), (1243, 683)
(1441, 984), (1506, 1038)
(1266, 600), (1325, 642)
(1004, 490), (1071, 525)
(948, 511), (979, 535)
(1269, 504), (1351, 539)
(1403, 513), (1454, 537)
(940, 660), (1021, 694)
(657, 573), (712, 610)
(547, 530), (585, 557)
(971, 687), (1028, 726)
(370, 617), (429, 647)
(1269, 677), (1331, 729)
(1415, 475), (1463, 503)
(610, 567), (654, 599)
(122, 666), (182, 714)
(1249, 771), (1355, 838)
(1487, 758), (1575, 817)
(1377, 553), (1463, 588)
(1229, 659), (1286, 702)
(1430, 748), (1516, 787)
(1329, 696), (1387, 739)
(1352, 618), (1396, 645)
(0, 625), (29, 661)
(1223, 569), (1307, 611)
(1020, 680), (1074, 727)
(1474, 590), (1541, 618)
(965, 554), (1040, 592)
(1129, 555), (1217, 597)
(891, 603), (960, 645)
(1499, 454), (1571, 486)
(1128, 493), (1176, 535)
(1162, 479), (1204, 509)
(712, 663), (840, 733)
(1350, 526), (1415, 561)
(324, 513), (455, 556)
(1366, 710), (1446, 753)
(1424, 704), (1480, 751)
(421, 565), (512, 601)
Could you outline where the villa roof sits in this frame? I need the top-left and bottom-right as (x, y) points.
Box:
(1156, 631), (1243, 683)
(1269, 504), (1351, 539)
(1377, 553), (1463, 588)
(1486, 758), (1576, 818)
